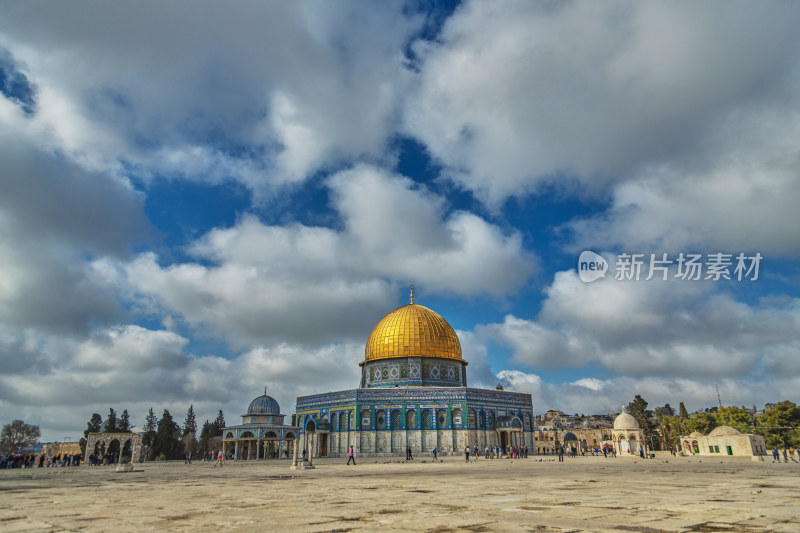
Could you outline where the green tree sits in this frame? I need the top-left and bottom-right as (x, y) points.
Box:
(757, 401), (800, 447)
(679, 402), (689, 418)
(0, 420), (41, 454)
(628, 395), (658, 450)
(141, 407), (158, 460)
(214, 410), (225, 434)
(714, 406), (753, 433)
(84, 413), (102, 439)
(199, 420), (214, 453)
(687, 412), (717, 434)
(103, 408), (118, 433)
(119, 409), (132, 432)
(660, 416), (689, 450)
(153, 409), (182, 460)
(627, 395), (649, 426)
(654, 404), (674, 418)
(183, 405), (197, 438)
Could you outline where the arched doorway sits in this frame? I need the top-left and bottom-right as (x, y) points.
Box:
(264, 431), (279, 458)
(618, 436), (629, 454)
(121, 440), (132, 462)
(240, 431), (255, 460)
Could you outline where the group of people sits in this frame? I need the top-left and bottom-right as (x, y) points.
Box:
(772, 447), (798, 462)
(1, 454), (37, 468)
(465, 444), (529, 461)
(1, 453), (87, 469)
(86, 452), (118, 465)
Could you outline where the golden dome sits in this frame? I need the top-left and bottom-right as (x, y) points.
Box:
(362, 303), (463, 364)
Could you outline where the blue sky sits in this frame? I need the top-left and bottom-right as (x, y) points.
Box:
(1, 1), (799, 441)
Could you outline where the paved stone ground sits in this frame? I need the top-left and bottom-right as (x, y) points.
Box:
(1, 453), (798, 532)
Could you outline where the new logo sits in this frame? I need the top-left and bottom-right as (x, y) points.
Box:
(578, 251), (608, 283)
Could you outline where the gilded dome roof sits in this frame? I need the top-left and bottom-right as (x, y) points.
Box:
(613, 406), (640, 430)
(363, 303), (463, 364)
(247, 393), (280, 415)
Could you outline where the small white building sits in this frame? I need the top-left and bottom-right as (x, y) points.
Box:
(611, 406), (645, 455)
(681, 426), (767, 457)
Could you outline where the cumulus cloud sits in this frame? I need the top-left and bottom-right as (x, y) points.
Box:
(498, 370), (780, 416)
(483, 270), (800, 379)
(0, 319), (364, 441)
(407, 1), (800, 208)
(0, 129), (151, 337)
(0, 2), (421, 193)
(114, 165), (533, 347)
(565, 118), (800, 256)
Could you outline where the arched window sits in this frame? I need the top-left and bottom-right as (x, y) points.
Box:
(436, 409), (447, 428)
(391, 410), (401, 430)
(422, 410), (432, 429)
(452, 409), (463, 428)
(468, 409), (476, 428)
(406, 410), (416, 429)
(361, 409), (371, 429)
(479, 410), (486, 429)
(376, 410), (386, 430)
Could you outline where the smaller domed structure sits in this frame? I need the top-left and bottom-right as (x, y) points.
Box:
(563, 431), (578, 441)
(611, 406), (644, 456)
(219, 389), (300, 461)
(613, 406), (640, 430)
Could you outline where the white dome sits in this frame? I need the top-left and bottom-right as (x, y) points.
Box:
(709, 425), (741, 437)
(613, 406), (640, 430)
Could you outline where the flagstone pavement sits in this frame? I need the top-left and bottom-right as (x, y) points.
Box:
(1, 453), (798, 532)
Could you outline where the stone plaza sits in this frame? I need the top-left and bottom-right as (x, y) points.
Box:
(1, 454), (798, 532)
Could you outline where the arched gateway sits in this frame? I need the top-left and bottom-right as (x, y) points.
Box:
(85, 432), (143, 463)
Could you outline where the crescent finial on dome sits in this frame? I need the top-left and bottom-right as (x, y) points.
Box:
(410, 284), (414, 304)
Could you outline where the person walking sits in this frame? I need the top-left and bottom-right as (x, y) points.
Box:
(558, 446), (564, 462)
(214, 450), (224, 467)
(406, 446), (413, 461)
(347, 445), (356, 465)
(432, 447), (437, 460)
(464, 445), (470, 462)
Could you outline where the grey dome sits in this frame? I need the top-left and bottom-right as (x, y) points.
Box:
(247, 393), (280, 415)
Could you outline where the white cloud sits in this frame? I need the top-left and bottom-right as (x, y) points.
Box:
(484, 270), (800, 379)
(406, 0), (800, 264)
(115, 165), (533, 346)
(498, 370), (780, 416)
(0, 2), (420, 193)
(0, 320), (364, 441)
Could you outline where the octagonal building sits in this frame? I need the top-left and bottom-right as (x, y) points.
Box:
(295, 289), (534, 457)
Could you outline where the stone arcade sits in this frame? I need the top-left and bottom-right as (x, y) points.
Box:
(295, 289), (534, 458)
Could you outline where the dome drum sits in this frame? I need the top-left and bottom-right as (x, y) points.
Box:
(361, 356), (467, 388)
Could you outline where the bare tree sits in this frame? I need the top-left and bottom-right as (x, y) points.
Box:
(0, 420), (41, 454)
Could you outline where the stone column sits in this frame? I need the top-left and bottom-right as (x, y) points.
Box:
(234, 441), (239, 460)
